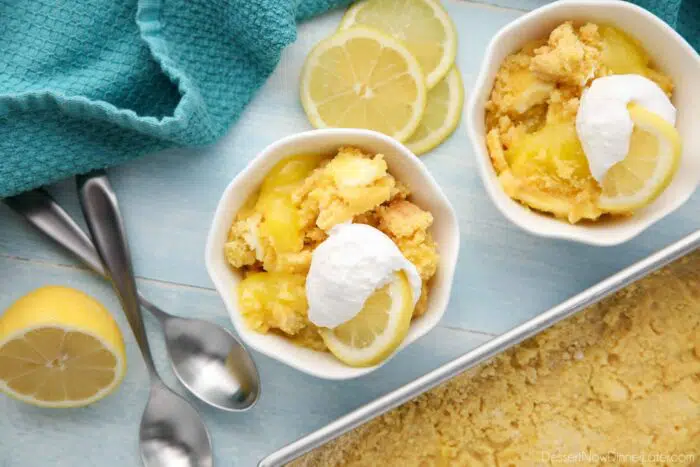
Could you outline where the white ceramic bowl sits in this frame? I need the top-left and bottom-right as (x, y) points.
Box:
(205, 129), (460, 379)
(466, 0), (700, 246)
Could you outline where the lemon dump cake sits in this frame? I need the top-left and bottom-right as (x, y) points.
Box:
(224, 146), (439, 364)
(294, 251), (700, 466)
(485, 22), (680, 223)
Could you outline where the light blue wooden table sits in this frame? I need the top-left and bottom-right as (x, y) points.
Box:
(1, 1), (698, 465)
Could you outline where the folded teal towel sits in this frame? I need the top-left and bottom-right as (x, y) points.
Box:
(0, 0), (696, 197)
(633, 0), (699, 49)
(0, 0), (348, 197)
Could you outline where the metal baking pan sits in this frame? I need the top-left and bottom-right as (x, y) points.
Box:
(259, 229), (700, 467)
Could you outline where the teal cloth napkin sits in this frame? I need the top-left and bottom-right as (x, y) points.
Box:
(0, 0), (348, 197)
(633, 0), (699, 49)
(0, 0), (696, 198)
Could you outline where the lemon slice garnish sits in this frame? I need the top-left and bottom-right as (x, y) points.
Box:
(339, 0), (457, 89)
(319, 272), (414, 367)
(598, 103), (682, 212)
(300, 26), (427, 142)
(0, 286), (126, 408)
(405, 67), (464, 155)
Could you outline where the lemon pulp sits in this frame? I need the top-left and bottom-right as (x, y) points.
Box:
(0, 286), (126, 408)
(300, 27), (427, 142)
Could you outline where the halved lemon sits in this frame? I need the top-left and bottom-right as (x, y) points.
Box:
(339, 0), (457, 89)
(300, 26), (426, 142)
(319, 272), (414, 367)
(598, 103), (682, 212)
(0, 286), (126, 408)
(405, 67), (464, 155)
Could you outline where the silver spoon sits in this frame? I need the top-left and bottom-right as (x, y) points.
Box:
(5, 188), (260, 411)
(77, 172), (213, 467)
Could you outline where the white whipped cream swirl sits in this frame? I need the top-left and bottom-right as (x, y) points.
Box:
(576, 74), (676, 183)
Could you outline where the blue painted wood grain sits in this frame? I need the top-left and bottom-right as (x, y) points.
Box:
(0, 257), (490, 466)
(461, 0), (552, 11)
(0, 1), (698, 465)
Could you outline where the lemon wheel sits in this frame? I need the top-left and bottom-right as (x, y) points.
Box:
(300, 26), (427, 142)
(405, 67), (464, 155)
(319, 272), (414, 367)
(598, 103), (682, 212)
(339, 0), (457, 89)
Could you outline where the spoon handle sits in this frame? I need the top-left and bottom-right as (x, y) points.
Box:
(4, 189), (106, 275)
(5, 189), (170, 322)
(77, 171), (158, 376)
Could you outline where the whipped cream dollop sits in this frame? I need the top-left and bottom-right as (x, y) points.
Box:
(575, 74), (676, 183)
(306, 223), (421, 329)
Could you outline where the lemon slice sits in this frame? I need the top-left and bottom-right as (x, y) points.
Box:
(598, 103), (682, 212)
(339, 0), (457, 89)
(320, 272), (414, 367)
(0, 286), (126, 408)
(405, 67), (464, 155)
(300, 26), (426, 142)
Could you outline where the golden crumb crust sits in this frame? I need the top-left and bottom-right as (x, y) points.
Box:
(225, 146), (440, 350)
(485, 22), (674, 224)
(293, 252), (700, 466)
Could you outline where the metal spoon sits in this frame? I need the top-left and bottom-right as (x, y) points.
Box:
(77, 172), (213, 467)
(5, 188), (260, 411)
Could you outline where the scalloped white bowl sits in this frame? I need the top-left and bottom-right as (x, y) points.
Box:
(205, 129), (460, 380)
(466, 0), (700, 246)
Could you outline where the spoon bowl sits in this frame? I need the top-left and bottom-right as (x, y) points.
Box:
(159, 315), (259, 411)
(4, 188), (260, 411)
(140, 382), (213, 467)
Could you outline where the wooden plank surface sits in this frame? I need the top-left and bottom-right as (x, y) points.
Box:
(1, 1), (698, 465)
(0, 257), (491, 466)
